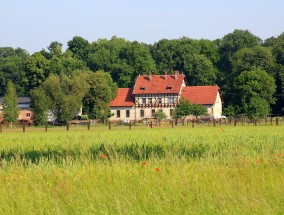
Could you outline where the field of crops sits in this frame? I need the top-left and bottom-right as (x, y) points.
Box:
(0, 124), (283, 214)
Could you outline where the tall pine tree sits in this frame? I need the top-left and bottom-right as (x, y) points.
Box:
(3, 81), (19, 125)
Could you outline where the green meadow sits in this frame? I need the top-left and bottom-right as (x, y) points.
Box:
(0, 124), (283, 214)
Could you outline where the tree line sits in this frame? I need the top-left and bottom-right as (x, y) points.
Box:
(0, 29), (283, 124)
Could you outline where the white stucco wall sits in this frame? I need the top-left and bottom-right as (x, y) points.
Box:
(110, 106), (135, 122)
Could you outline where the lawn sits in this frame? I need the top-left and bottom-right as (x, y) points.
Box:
(0, 125), (283, 214)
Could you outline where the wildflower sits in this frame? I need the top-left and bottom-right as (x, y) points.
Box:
(141, 161), (147, 166)
(256, 159), (261, 164)
(101, 154), (107, 160)
(155, 167), (160, 172)
(276, 154), (283, 157)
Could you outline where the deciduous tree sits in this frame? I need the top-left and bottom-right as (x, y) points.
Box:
(3, 81), (19, 125)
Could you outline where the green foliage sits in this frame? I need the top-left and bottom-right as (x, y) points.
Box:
(83, 70), (117, 120)
(153, 110), (167, 121)
(184, 54), (217, 85)
(67, 36), (91, 61)
(0, 47), (29, 96)
(190, 103), (208, 117)
(231, 46), (275, 77)
(2, 81), (19, 123)
(25, 52), (50, 90)
(173, 98), (192, 119)
(233, 69), (276, 117)
(30, 87), (50, 125)
(223, 105), (235, 117)
(245, 97), (270, 119)
(173, 99), (207, 118)
(40, 73), (89, 124)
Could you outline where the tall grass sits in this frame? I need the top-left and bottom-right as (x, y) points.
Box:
(0, 126), (283, 214)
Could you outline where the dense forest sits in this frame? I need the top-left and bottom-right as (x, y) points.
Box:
(0, 29), (283, 121)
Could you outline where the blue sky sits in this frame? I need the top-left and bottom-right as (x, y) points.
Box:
(1, 0), (283, 53)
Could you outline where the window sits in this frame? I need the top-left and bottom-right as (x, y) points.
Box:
(117, 110), (120, 118)
(140, 110), (144, 117)
(158, 98), (162, 104)
(170, 109), (174, 117)
(26, 113), (31, 117)
(166, 86), (172, 90)
(168, 97), (174, 104)
(126, 110), (130, 118)
(151, 109), (155, 116)
(149, 98), (152, 105)
(142, 98), (146, 105)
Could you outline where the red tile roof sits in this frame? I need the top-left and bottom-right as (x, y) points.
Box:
(132, 74), (185, 94)
(181, 86), (219, 105)
(110, 88), (135, 107)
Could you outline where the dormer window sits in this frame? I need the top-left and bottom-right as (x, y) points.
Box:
(140, 87), (146, 91)
(166, 86), (172, 90)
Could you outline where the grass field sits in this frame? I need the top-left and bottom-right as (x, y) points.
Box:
(0, 124), (283, 214)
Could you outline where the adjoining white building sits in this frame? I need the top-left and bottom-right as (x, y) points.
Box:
(110, 71), (223, 122)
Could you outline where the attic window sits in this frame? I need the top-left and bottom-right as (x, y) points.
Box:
(140, 87), (146, 91)
(166, 86), (172, 90)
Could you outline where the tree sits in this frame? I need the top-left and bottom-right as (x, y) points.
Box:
(190, 104), (208, 117)
(245, 97), (270, 119)
(184, 54), (217, 86)
(153, 109), (167, 124)
(217, 29), (261, 73)
(30, 86), (50, 125)
(83, 71), (117, 120)
(233, 69), (276, 117)
(0, 47), (29, 96)
(231, 46), (275, 78)
(222, 105), (235, 117)
(25, 52), (50, 90)
(40, 73), (89, 124)
(67, 36), (91, 62)
(3, 81), (19, 125)
(48, 50), (87, 76)
(173, 99), (192, 119)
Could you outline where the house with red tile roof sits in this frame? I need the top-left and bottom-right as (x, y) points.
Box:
(110, 71), (223, 122)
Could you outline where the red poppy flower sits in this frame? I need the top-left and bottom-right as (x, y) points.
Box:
(101, 154), (107, 160)
(155, 167), (160, 172)
(141, 162), (147, 166)
(276, 154), (283, 157)
(256, 159), (261, 164)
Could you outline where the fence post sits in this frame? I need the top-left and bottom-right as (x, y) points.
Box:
(171, 120), (174, 128)
(192, 120), (194, 128)
(87, 120), (90, 130)
(23, 123), (26, 133)
(45, 123), (48, 132)
(108, 121), (111, 130)
(129, 121), (132, 130)
(213, 120), (216, 127)
(276, 117), (279, 126)
(150, 121), (153, 128)
(0, 123), (2, 133)
(234, 118), (237, 127)
(67, 123), (69, 131)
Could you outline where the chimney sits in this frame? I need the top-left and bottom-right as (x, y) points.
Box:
(164, 70), (167, 80)
(174, 70), (179, 79)
(148, 71), (152, 81)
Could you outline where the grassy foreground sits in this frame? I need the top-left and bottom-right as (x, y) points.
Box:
(0, 125), (283, 214)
